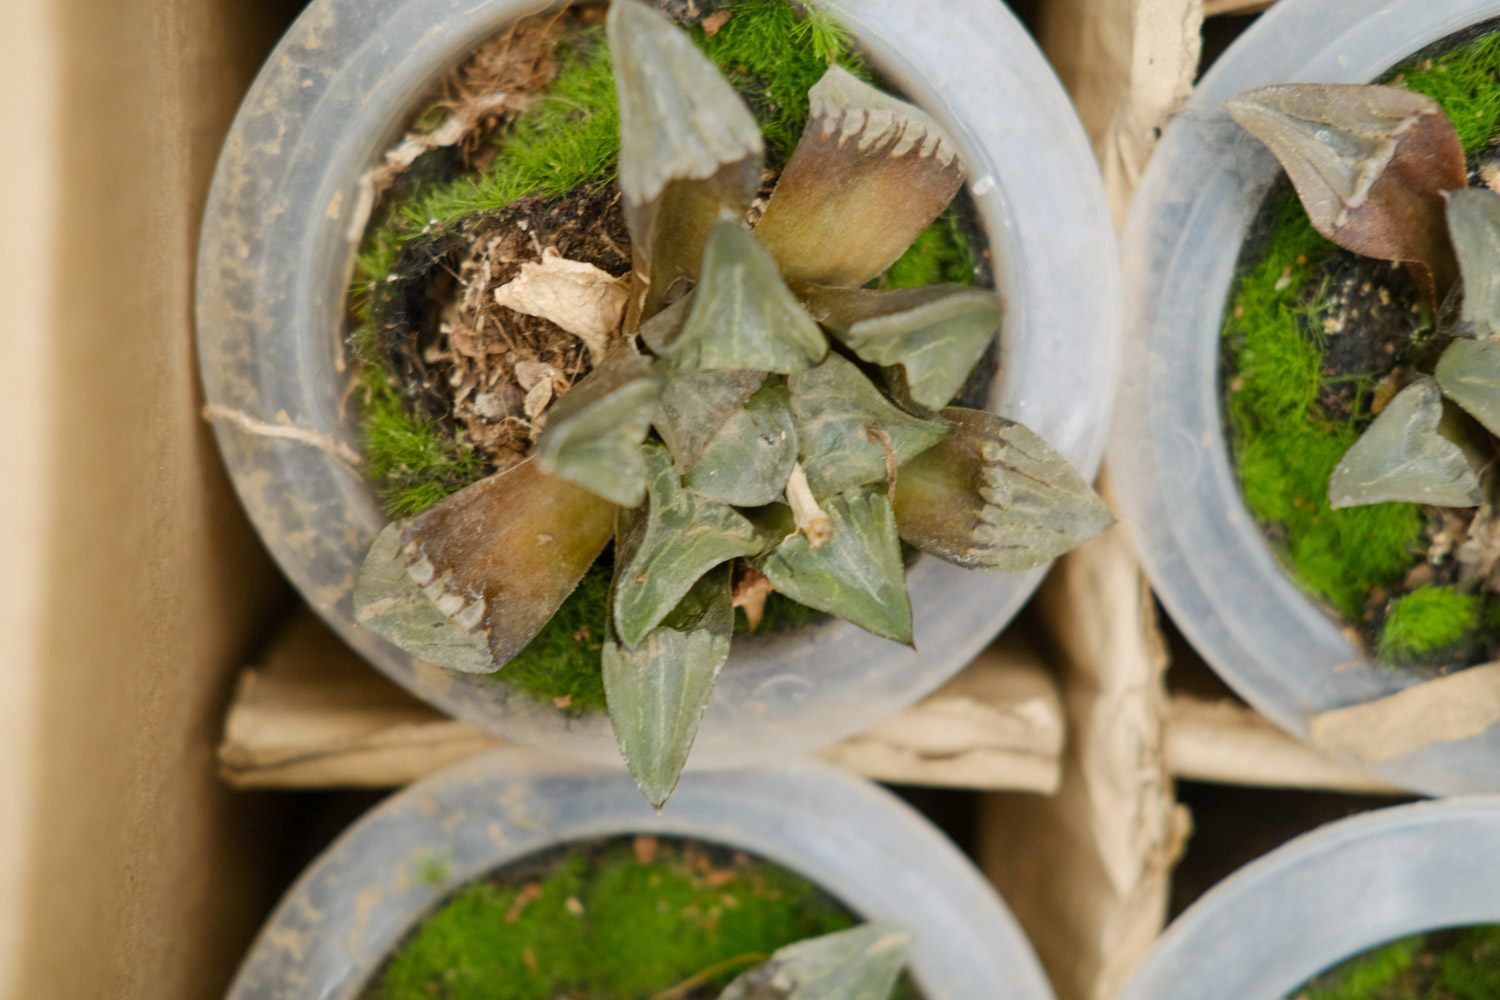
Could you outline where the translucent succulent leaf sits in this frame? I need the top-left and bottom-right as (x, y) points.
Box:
(353, 460), (615, 673)
(667, 219), (828, 373)
(654, 365), (767, 471)
(754, 65), (964, 288)
(717, 924), (912, 1000)
(1328, 378), (1482, 508)
(796, 282), (1002, 409)
(788, 352), (951, 498)
(608, 0), (764, 321)
(893, 407), (1113, 571)
(1224, 83), (1465, 301)
(1446, 188), (1500, 336)
(532, 344), (660, 507)
(1436, 337), (1500, 437)
(604, 563), (732, 810)
(753, 486), (912, 645)
(614, 441), (762, 648)
(685, 381), (798, 505)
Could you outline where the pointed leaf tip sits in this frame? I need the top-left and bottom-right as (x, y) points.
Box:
(1446, 188), (1500, 337)
(1328, 378), (1481, 509)
(717, 923), (912, 1000)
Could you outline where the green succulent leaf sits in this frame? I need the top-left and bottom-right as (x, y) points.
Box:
(608, 0), (765, 321)
(666, 218), (828, 373)
(1328, 378), (1482, 508)
(614, 441), (762, 648)
(796, 282), (1001, 409)
(788, 352), (951, 498)
(717, 924), (912, 1000)
(532, 344), (660, 507)
(1437, 337), (1500, 437)
(893, 407), (1113, 571)
(654, 365), (767, 471)
(754, 65), (965, 288)
(604, 563), (733, 810)
(353, 459), (615, 673)
(1446, 188), (1500, 337)
(685, 381), (799, 505)
(754, 486), (912, 645)
(1223, 83), (1466, 303)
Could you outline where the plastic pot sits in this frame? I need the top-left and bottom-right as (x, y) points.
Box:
(225, 749), (1057, 999)
(197, 0), (1118, 769)
(1116, 797), (1500, 999)
(1111, 0), (1500, 795)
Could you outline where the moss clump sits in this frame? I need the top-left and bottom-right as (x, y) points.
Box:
(1380, 584), (1481, 659)
(885, 208), (976, 290)
(359, 366), (485, 517)
(368, 838), (858, 1000)
(1226, 28), (1500, 624)
(494, 563), (611, 711)
(1292, 925), (1500, 1000)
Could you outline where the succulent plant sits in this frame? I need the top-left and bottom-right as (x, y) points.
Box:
(355, 0), (1112, 807)
(718, 923), (910, 1000)
(1227, 83), (1500, 514)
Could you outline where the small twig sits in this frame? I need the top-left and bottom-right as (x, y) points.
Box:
(865, 422), (898, 506)
(786, 462), (831, 549)
(648, 952), (768, 1000)
(202, 404), (364, 473)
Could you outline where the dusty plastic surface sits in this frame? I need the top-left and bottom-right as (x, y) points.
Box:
(1111, 0), (1500, 795)
(1116, 797), (1500, 999)
(196, 0), (1119, 769)
(224, 749), (1058, 1000)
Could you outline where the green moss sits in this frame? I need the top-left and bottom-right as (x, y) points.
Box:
(884, 209), (975, 290)
(1294, 925), (1500, 1000)
(359, 366), (485, 517)
(1380, 584), (1481, 659)
(494, 563), (611, 711)
(370, 839), (857, 1000)
(1395, 28), (1500, 153)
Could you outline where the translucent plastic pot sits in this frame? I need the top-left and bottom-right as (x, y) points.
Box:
(1116, 797), (1500, 999)
(225, 749), (1057, 999)
(197, 0), (1119, 768)
(1111, 0), (1500, 795)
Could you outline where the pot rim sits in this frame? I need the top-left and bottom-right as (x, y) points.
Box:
(196, 0), (1120, 769)
(224, 749), (1057, 1000)
(1111, 0), (1500, 795)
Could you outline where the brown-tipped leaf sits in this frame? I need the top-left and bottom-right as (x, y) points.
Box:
(532, 344), (660, 507)
(1328, 378), (1481, 508)
(613, 442), (762, 649)
(1446, 188), (1500, 336)
(893, 407), (1112, 571)
(604, 564), (733, 810)
(788, 352), (951, 498)
(797, 282), (1001, 409)
(753, 486), (913, 645)
(667, 219), (828, 373)
(353, 460), (615, 673)
(608, 0), (764, 321)
(685, 381), (798, 506)
(1224, 83), (1464, 302)
(754, 65), (965, 288)
(653, 365), (767, 471)
(718, 924), (912, 1000)
(1436, 337), (1500, 437)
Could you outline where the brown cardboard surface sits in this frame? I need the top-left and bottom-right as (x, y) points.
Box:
(1309, 662), (1500, 765)
(0, 1), (298, 997)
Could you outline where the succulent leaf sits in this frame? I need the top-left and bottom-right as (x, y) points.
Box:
(684, 381), (799, 505)
(797, 282), (1001, 409)
(666, 218), (828, 373)
(717, 924), (912, 1000)
(1445, 188), (1500, 336)
(1223, 83), (1465, 303)
(787, 351), (951, 498)
(754, 65), (964, 288)
(653, 365), (767, 471)
(1436, 337), (1500, 437)
(532, 343), (660, 507)
(614, 441), (762, 648)
(353, 459), (615, 673)
(608, 0), (765, 321)
(604, 563), (733, 810)
(1328, 378), (1482, 508)
(893, 407), (1113, 571)
(753, 486), (913, 645)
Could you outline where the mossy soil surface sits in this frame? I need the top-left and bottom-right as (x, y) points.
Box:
(359, 836), (917, 1000)
(1287, 924), (1500, 1000)
(1223, 23), (1500, 672)
(350, 0), (987, 710)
